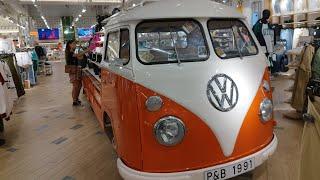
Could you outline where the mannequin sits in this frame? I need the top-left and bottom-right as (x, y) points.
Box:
(252, 10), (274, 50)
(253, 9), (275, 67)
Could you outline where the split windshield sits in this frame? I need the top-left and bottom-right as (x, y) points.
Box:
(135, 19), (258, 64)
(136, 20), (209, 64)
(207, 19), (258, 59)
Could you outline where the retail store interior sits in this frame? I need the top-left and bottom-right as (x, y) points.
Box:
(0, 0), (320, 180)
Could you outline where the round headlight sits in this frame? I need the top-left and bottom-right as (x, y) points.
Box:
(154, 116), (185, 146)
(260, 98), (273, 122)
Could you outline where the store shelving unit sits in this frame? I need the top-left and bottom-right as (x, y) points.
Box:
(271, 3), (320, 28)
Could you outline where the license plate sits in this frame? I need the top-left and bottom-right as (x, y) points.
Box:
(204, 158), (255, 180)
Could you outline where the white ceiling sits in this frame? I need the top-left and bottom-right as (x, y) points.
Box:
(26, 4), (117, 28)
(1, 0), (233, 30)
(0, 0), (121, 29)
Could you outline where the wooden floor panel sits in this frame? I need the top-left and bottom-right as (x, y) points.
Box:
(0, 62), (121, 180)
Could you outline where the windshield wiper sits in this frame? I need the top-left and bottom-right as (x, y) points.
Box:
(231, 26), (243, 60)
(169, 26), (182, 65)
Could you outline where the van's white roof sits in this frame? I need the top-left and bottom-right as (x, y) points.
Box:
(105, 0), (244, 26)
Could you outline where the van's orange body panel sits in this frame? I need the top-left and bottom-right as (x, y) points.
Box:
(84, 68), (274, 173)
(100, 69), (143, 170)
(135, 69), (273, 173)
(83, 70), (103, 126)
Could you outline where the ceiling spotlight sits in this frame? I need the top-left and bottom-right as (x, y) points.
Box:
(78, 14), (82, 17)
(34, 4), (38, 7)
(82, 9), (86, 13)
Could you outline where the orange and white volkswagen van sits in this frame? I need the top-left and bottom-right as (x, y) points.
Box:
(82, 0), (278, 179)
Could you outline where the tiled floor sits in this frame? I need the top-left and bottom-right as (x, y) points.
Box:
(0, 62), (304, 180)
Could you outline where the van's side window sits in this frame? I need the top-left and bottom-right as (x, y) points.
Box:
(119, 29), (130, 64)
(106, 31), (120, 62)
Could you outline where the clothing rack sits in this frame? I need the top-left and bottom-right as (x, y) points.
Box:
(0, 53), (14, 59)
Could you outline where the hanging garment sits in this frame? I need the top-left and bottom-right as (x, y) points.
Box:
(0, 38), (16, 54)
(312, 48), (320, 79)
(295, 0), (307, 12)
(291, 45), (315, 111)
(3, 62), (17, 118)
(292, 28), (309, 49)
(1, 55), (25, 97)
(299, 98), (320, 180)
(15, 52), (33, 68)
(18, 66), (27, 83)
(280, 29), (294, 50)
(271, 24), (282, 42)
(0, 61), (18, 119)
(314, 28), (320, 39)
(251, 12), (259, 27)
(308, 0), (320, 11)
(89, 35), (101, 51)
(28, 65), (36, 86)
(281, 0), (294, 14)
(31, 50), (39, 72)
(262, 24), (275, 53)
(0, 62), (10, 118)
(35, 46), (46, 58)
(31, 50), (39, 83)
(0, 73), (6, 118)
(272, 0), (281, 14)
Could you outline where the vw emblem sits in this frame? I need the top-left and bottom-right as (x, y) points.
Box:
(207, 74), (239, 112)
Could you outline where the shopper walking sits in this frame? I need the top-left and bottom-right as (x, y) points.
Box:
(65, 40), (89, 106)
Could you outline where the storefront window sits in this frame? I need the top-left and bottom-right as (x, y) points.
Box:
(208, 19), (258, 59)
(136, 20), (209, 64)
